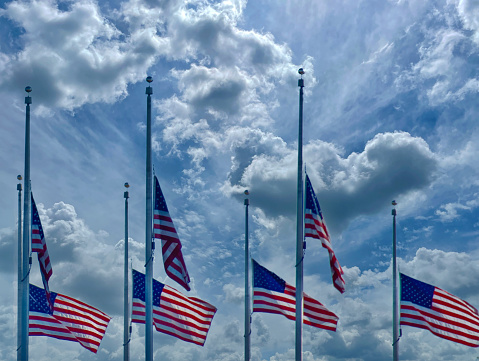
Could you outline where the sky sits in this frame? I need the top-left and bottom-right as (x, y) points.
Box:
(2, 0), (479, 360)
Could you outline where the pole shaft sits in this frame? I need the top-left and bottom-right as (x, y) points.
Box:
(17, 181), (22, 358)
(392, 208), (399, 361)
(145, 84), (153, 361)
(295, 78), (304, 361)
(244, 198), (250, 361)
(124, 190), (129, 361)
(20, 95), (31, 361)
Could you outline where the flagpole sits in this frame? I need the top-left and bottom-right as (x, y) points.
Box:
(145, 76), (154, 361)
(17, 175), (23, 359)
(20, 86), (32, 361)
(295, 68), (305, 361)
(392, 200), (399, 361)
(244, 190), (251, 361)
(124, 183), (130, 361)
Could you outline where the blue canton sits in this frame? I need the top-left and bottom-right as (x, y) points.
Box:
(29, 284), (57, 315)
(305, 175), (323, 220)
(154, 177), (169, 212)
(31, 194), (44, 237)
(253, 260), (286, 293)
(132, 269), (164, 306)
(400, 273), (434, 309)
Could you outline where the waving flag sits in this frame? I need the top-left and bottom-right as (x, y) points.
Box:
(304, 174), (345, 293)
(31, 194), (53, 298)
(252, 260), (338, 331)
(154, 176), (190, 291)
(29, 283), (111, 353)
(131, 269), (216, 346)
(400, 273), (479, 347)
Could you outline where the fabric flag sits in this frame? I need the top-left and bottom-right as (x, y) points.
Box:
(400, 273), (479, 347)
(31, 193), (53, 299)
(304, 174), (345, 293)
(154, 175), (191, 291)
(252, 260), (338, 331)
(131, 269), (216, 346)
(29, 283), (111, 353)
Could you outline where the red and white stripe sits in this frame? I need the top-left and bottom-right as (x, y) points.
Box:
(253, 283), (338, 331)
(154, 209), (190, 291)
(132, 285), (216, 346)
(305, 209), (345, 294)
(401, 287), (479, 347)
(29, 293), (111, 353)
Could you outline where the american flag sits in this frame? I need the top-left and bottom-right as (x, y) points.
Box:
(131, 269), (217, 346)
(31, 194), (53, 298)
(400, 273), (479, 347)
(29, 283), (111, 353)
(154, 176), (190, 291)
(304, 174), (345, 294)
(252, 260), (338, 331)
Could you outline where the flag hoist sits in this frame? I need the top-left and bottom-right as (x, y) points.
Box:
(295, 68), (305, 361)
(145, 76), (154, 361)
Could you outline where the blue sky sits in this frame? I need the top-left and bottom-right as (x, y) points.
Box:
(2, 0), (479, 360)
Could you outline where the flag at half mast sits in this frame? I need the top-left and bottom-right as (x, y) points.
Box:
(29, 283), (111, 353)
(304, 174), (345, 293)
(154, 175), (191, 291)
(400, 273), (479, 347)
(252, 260), (338, 331)
(131, 269), (216, 346)
(31, 193), (53, 300)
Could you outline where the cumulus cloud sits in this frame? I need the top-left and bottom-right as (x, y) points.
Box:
(223, 131), (437, 233)
(0, 0), (163, 110)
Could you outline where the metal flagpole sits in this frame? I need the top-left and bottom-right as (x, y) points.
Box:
(244, 190), (251, 361)
(17, 175), (23, 359)
(392, 200), (399, 361)
(295, 68), (305, 361)
(124, 183), (130, 361)
(145, 76), (154, 361)
(20, 86), (32, 361)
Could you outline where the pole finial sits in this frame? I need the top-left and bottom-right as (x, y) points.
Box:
(25, 86), (32, 93)
(146, 76), (153, 83)
(124, 182), (130, 188)
(298, 69), (305, 87)
(17, 175), (23, 181)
